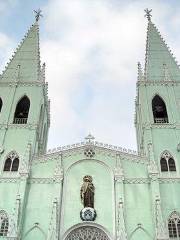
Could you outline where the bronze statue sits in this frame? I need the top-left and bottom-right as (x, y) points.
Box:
(80, 175), (95, 208)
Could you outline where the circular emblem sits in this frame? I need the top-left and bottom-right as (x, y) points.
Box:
(80, 207), (97, 221)
(84, 148), (95, 158)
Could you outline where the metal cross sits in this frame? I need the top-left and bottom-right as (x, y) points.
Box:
(144, 8), (152, 21)
(34, 9), (43, 22)
(85, 133), (95, 143)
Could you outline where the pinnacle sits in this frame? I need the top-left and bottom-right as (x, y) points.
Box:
(0, 19), (41, 83)
(144, 17), (180, 82)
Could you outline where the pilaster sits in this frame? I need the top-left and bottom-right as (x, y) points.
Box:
(114, 154), (127, 240)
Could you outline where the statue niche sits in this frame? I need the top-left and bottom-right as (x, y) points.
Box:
(80, 175), (95, 208)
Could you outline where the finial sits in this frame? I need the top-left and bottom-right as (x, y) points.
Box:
(34, 9), (43, 22)
(85, 133), (95, 143)
(144, 8), (152, 21)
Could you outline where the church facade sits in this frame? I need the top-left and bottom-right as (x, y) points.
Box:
(0, 9), (179, 240)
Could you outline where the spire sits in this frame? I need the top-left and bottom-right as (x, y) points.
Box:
(0, 11), (42, 83)
(144, 9), (180, 81)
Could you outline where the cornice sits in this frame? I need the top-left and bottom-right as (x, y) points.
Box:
(137, 80), (179, 87)
(33, 143), (147, 165)
(142, 122), (179, 129)
(0, 81), (44, 87)
(0, 123), (38, 130)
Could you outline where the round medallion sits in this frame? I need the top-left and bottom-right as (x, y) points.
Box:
(80, 207), (97, 221)
(84, 148), (95, 158)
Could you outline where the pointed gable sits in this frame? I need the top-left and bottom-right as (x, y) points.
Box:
(145, 20), (180, 82)
(0, 22), (40, 83)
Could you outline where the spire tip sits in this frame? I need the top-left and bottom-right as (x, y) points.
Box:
(33, 9), (43, 22)
(144, 8), (152, 21)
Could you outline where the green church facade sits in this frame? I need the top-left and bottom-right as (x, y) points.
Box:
(0, 10), (179, 240)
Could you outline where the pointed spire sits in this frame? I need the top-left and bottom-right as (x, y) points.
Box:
(144, 9), (180, 82)
(0, 11), (41, 83)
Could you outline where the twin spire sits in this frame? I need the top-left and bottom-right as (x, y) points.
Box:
(0, 9), (179, 83)
(140, 8), (180, 82)
(0, 9), (43, 83)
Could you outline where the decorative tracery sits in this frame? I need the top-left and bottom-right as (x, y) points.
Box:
(0, 211), (8, 236)
(168, 212), (180, 238)
(65, 226), (110, 240)
(160, 151), (176, 172)
(3, 151), (19, 172)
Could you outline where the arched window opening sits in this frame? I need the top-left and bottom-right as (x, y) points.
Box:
(3, 158), (12, 171)
(160, 158), (168, 172)
(11, 158), (19, 171)
(13, 96), (30, 124)
(168, 213), (180, 239)
(0, 98), (3, 112)
(160, 151), (176, 173)
(152, 95), (168, 123)
(169, 158), (176, 172)
(0, 211), (8, 237)
(3, 152), (19, 172)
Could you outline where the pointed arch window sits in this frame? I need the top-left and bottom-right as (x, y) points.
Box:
(152, 95), (168, 123)
(168, 212), (180, 238)
(160, 151), (176, 172)
(0, 211), (8, 236)
(0, 98), (3, 113)
(13, 96), (30, 124)
(3, 152), (19, 172)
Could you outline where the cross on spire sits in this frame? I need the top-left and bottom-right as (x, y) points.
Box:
(34, 9), (43, 22)
(144, 8), (152, 21)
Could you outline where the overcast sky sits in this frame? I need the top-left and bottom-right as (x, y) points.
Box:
(0, 0), (180, 151)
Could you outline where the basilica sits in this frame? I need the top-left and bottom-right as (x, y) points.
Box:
(0, 9), (179, 240)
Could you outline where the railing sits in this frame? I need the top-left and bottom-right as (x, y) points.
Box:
(154, 118), (168, 124)
(13, 118), (27, 124)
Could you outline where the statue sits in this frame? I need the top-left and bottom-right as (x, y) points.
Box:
(80, 175), (95, 208)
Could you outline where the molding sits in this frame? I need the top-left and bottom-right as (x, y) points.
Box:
(159, 177), (180, 183)
(124, 178), (150, 184)
(0, 81), (44, 87)
(0, 124), (38, 130)
(28, 178), (55, 184)
(137, 80), (179, 87)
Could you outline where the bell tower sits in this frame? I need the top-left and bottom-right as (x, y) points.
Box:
(0, 12), (50, 167)
(135, 9), (180, 172)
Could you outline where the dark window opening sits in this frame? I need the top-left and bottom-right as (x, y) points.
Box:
(11, 158), (19, 171)
(152, 95), (168, 123)
(160, 158), (168, 172)
(13, 96), (30, 124)
(0, 98), (3, 112)
(3, 152), (19, 172)
(3, 158), (12, 171)
(168, 220), (177, 238)
(0, 212), (8, 237)
(169, 158), (176, 172)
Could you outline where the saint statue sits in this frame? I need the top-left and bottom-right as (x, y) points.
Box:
(80, 175), (95, 208)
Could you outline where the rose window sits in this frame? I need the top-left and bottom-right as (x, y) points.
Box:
(84, 148), (95, 158)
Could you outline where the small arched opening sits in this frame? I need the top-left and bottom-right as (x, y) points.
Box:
(152, 95), (168, 123)
(13, 96), (30, 124)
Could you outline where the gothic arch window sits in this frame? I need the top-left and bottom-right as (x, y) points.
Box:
(13, 96), (30, 124)
(0, 98), (3, 112)
(160, 151), (176, 172)
(3, 152), (19, 172)
(168, 212), (180, 238)
(0, 211), (8, 236)
(152, 95), (168, 123)
(65, 226), (110, 240)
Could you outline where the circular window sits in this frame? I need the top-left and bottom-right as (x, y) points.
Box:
(84, 148), (95, 158)
(65, 226), (110, 240)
